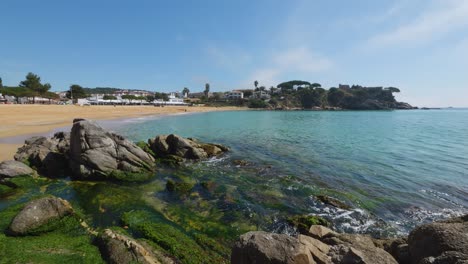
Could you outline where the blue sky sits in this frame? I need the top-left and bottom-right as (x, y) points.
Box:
(1, 0), (467, 107)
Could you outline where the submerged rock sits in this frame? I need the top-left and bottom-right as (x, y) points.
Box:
(0, 160), (34, 187)
(148, 134), (228, 160)
(69, 119), (155, 181)
(98, 229), (175, 264)
(408, 214), (468, 264)
(8, 196), (73, 236)
(14, 132), (71, 178)
(316, 195), (352, 210)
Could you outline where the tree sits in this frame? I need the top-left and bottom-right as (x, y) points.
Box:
(66, 84), (88, 101)
(0, 77), (3, 88)
(146, 95), (155, 102)
(327, 88), (345, 106)
(103, 95), (117, 100)
(122, 94), (137, 103)
(182, 87), (190, 97)
(298, 87), (326, 108)
(385, 87), (400, 93)
(204, 83), (210, 98)
(311, 83), (322, 88)
(154, 92), (169, 101)
(254, 80), (259, 89)
(19, 72), (52, 104)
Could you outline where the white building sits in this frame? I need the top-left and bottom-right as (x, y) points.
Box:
(226, 90), (244, 100)
(154, 92), (188, 106)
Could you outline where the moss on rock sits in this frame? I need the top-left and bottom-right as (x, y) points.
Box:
(287, 215), (330, 234)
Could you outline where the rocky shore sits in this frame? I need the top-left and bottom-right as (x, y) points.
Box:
(0, 119), (466, 263)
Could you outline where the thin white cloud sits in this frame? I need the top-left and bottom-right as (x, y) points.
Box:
(245, 47), (332, 87)
(273, 47), (332, 73)
(206, 46), (252, 71)
(369, 0), (468, 47)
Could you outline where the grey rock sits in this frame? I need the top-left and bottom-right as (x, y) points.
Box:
(69, 119), (155, 181)
(231, 231), (314, 264)
(327, 233), (398, 264)
(8, 196), (73, 235)
(149, 134), (228, 160)
(98, 229), (175, 264)
(14, 132), (70, 178)
(0, 160), (34, 188)
(408, 214), (468, 264)
(373, 237), (410, 264)
(0, 160), (34, 178)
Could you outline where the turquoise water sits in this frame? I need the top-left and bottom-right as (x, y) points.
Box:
(116, 109), (468, 235)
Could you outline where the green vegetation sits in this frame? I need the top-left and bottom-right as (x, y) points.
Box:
(287, 215), (330, 234)
(166, 179), (195, 196)
(248, 99), (268, 108)
(102, 95), (117, 100)
(182, 87), (190, 96)
(0, 200), (104, 263)
(204, 83), (210, 98)
(66, 84), (89, 100)
(82, 87), (121, 94)
(122, 210), (227, 264)
(19, 72), (52, 104)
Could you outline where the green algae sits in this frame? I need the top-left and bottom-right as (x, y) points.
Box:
(0, 232), (104, 263)
(136, 140), (155, 157)
(287, 215), (330, 234)
(122, 210), (227, 264)
(0, 200), (104, 263)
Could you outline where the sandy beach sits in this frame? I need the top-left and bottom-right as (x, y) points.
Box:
(0, 104), (245, 161)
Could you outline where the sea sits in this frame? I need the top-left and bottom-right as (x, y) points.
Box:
(114, 109), (468, 236)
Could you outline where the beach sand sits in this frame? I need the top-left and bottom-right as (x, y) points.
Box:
(0, 104), (245, 161)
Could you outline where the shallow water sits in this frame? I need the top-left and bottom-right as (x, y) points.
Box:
(114, 109), (468, 235)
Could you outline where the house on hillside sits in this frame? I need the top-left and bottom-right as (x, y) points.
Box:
(225, 90), (244, 100)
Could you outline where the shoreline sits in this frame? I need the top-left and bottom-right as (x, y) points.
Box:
(0, 104), (246, 161)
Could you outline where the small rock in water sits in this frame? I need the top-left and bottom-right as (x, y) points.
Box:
(316, 195), (352, 210)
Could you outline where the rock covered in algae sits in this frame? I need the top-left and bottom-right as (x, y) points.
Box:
(98, 228), (175, 264)
(8, 196), (74, 235)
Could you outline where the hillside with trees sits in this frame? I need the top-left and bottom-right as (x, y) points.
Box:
(243, 80), (414, 110)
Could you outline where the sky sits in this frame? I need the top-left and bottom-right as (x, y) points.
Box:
(1, 0), (467, 107)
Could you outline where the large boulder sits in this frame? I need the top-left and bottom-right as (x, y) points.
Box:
(14, 132), (71, 178)
(8, 196), (73, 236)
(408, 214), (468, 263)
(98, 229), (175, 264)
(69, 119), (155, 181)
(0, 160), (34, 188)
(231, 231), (314, 264)
(148, 134), (228, 160)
